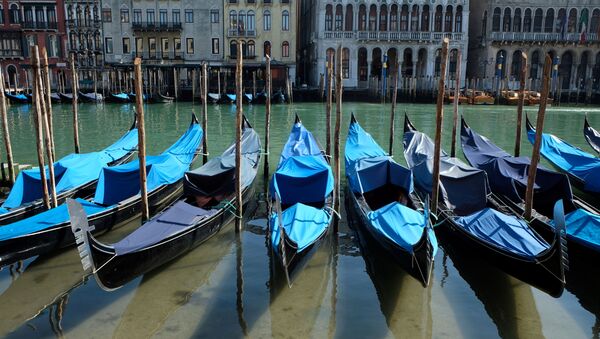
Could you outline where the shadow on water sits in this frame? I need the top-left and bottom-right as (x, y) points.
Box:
(565, 247), (600, 337)
(437, 227), (545, 339)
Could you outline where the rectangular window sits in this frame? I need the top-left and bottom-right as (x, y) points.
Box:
(120, 9), (129, 23)
(186, 38), (194, 54)
(133, 10), (142, 24)
(149, 37), (156, 58)
(159, 10), (167, 25)
(105, 37), (113, 53)
(264, 11), (271, 31)
(0, 8), (4, 24)
(172, 9), (180, 24)
(185, 10), (194, 23)
(210, 10), (219, 23)
(212, 38), (219, 54)
(122, 37), (130, 54)
(102, 8), (112, 22)
(161, 38), (169, 58)
(135, 37), (143, 55)
(147, 10), (155, 25)
(282, 11), (289, 30)
(174, 38), (181, 52)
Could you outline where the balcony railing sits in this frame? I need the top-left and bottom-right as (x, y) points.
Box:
(323, 30), (464, 42)
(132, 21), (182, 31)
(489, 31), (599, 43)
(132, 51), (185, 60)
(21, 21), (58, 30)
(0, 49), (23, 58)
(229, 53), (257, 60)
(227, 29), (257, 38)
(66, 19), (101, 29)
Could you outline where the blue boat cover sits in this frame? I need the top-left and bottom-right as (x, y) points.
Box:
(454, 208), (549, 259)
(551, 208), (600, 252)
(226, 94), (236, 102)
(244, 93), (253, 101)
(270, 122), (333, 205)
(112, 92), (130, 100)
(368, 202), (438, 255)
(403, 127), (489, 216)
(184, 124), (260, 198)
(527, 126), (600, 193)
(461, 122), (574, 213)
(1, 127), (138, 210)
(93, 122), (202, 206)
(270, 203), (331, 252)
(113, 200), (218, 255)
(0, 198), (108, 241)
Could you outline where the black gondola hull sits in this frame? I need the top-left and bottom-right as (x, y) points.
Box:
(107, 93), (131, 103)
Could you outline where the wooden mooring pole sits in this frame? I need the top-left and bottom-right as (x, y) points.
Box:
(525, 54), (552, 221)
(333, 45), (343, 228)
(202, 63), (209, 164)
(432, 38), (449, 215)
(31, 46), (51, 209)
(263, 55), (272, 187)
(0, 69), (15, 184)
(325, 54), (333, 157)
(70, 54), (80, 153)
(450, 49), (461, 158)
(235, 40), (243, 231)
(134, 58), (149, 221)
(515, 52), (528, 157)
(389, 62), (399, 156)
(40, 48), (57, 207)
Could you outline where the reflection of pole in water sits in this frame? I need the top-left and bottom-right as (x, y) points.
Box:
(49, 294), (68, 338)
(441, 251), (449, 288)
(327, 233), (339, 338)
(235, 230), (248, 335)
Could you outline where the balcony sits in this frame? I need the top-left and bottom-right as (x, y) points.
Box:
(489, 31), (599, 43)
(229, 53), (257, 60)
(66, 19), (101, 29)
(0, 49), (24, 58)
(323, 31), (464, 43)
(21, 21), (58, 30)
(227, 29), (256, 38)
(132, 21), (182, 32)
(132, 51), (185, 61)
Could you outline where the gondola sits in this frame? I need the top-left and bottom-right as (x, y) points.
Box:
(0, 114), (202, 267)
(58, 92), (74, 103)
(404, 115), (567, 297)
(525, 116), (600, 195)
(461, 118), (600, 257)
(268, 115), (334, 284)
(79, 91), (103, 103)
(219, 93), (236, 104)
(67, 116), (260, 290)
(0, 117), (138, 226)
(50, 92), (61, 103)
(584, 115), (600, 155)
(345, 114), (437, 286)
(252, 91), (267, 104)
(153, 93), (175, 103)
(272, 90), (286, 104)
(5, 92), (29, 104)
(242, 93), (253, 104)
(128, 92), (148, 102)
(207, 93), (220, 104)
(108, 92), (131, 103)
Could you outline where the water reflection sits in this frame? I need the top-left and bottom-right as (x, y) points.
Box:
(565, 248), (600, 337)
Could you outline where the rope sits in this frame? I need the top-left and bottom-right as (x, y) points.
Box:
(325, 206), (341, 219)
(216, 199), (242, 219)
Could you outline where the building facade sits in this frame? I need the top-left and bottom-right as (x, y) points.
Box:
(468, 0), (600, 92)
(300, 0), (469, 89)
(224, 0), (297, 86)
(64, 0), (103, 85)
(0, 0), (68, 89)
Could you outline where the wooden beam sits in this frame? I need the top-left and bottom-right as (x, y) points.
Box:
(451, 49), (461, 158)
(40, 48), (57, 207)
(333, 45), (343, 228)
(235, 40), (243, 231)
(134, 58), (149, 221)
(389, 61), (399, 156)
(263, 55), (272, 187)
(31, 46), (50, 209)
(431, 38), (449, 215)
(325, 53), (333, 157)
(515, 52), (528, 157)
(0, 69), (15, 184)
(202, 63), (209, 164)
(70, 54), (80, 153)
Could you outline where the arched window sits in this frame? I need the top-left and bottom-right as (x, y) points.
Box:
(533, 8), (543, 32)
(567, 8), (577, 33)
(368, 5), (377, 31)
(7, 65), (17, 87)
(263, 41), (271, 57)
(556, 8), (566, 33)
(559, 51), (573, 89)
(523, 9), (532, 32)
(502, 8), (511, 32)
(248, 40), (255, 57)
(421, 5), (430, 32)
(590, 9), (600, 34)
(379, 5), (387, 31)
(445, 6), (453, 32)
(334, 5), (342, 31)
(247, 10), (255, 32)
(449, 49), (458, 78)
(342, 48), (349, 79)
(492, 7), (501, 31)
(545, 9), (554, 33)
(0, 6), (5, 24)
(229, 10), (237, 30)
(579, 51), (589, 81)
(282, 41), (289, 57)
(9, 4), (19, 24)
(345, 5), (353, 31)
(358, 5), (366, 31)
(531, 50), (540, 79)
(282, 10), (289, 31)
(238, 10), (246, 31)
(390, 5), (398, 31)
(400, 5), (409, 31)
(580, 9), (589, 32)
(434, 49), (442, 76)
(358, 47), (368, 81)
(593, 52), (600, 83)
(412, 5), (419, 31)
(511, 50), (523, 79)
(326, 48), (336, 70)
(513, 8), (521, 32)
(454, 6), (462, 32)
(230, 40), (237, 58)
(263, 10), (271, 31)
(434, 6), (443, 32)
(482, 11), (488, 35)
(325, 5), (333, 31)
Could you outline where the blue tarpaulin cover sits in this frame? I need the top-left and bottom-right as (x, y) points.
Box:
(94, 122), (202, 206)
(226, 94), (236, 102)
(454, 208), (550, 259)
(551, 209), (600, 252)
(112, 93), (130, 100)
(0, 198), (108, 241)
(461, 121), (573, 213)
(346, 119), (436, 254)
(527, 125), (600, 193)
(270, 203), (331, 252)
(1, 127), (138, 210)
(270, 121), (333, 251)
(404, 127), (489, 216)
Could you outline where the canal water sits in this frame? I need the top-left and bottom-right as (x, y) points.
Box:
(0, 101), (598, 338)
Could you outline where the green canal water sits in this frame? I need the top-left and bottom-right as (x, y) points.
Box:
(0, 101), (598, 338)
